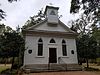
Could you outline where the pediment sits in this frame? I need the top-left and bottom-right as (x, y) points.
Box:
(27, 19), (75, 33)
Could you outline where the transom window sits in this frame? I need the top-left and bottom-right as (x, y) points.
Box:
(38, 38), (42, 42)
(62, 40), (66, 44)
(62, 40), (67, 56)
(38, 38), (43, 56)
(50, 38), (56, 43)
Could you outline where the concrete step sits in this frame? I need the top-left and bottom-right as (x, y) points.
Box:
(23, 64), (82, 72)
(48, 63), (66, 71)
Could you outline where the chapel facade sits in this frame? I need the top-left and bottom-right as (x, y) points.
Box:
(23, 6), (81, 71)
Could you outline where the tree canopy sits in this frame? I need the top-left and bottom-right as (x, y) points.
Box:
(0, 24), (25, 69)
(70, 0), (100, 26)
(70, 0), (100, 66)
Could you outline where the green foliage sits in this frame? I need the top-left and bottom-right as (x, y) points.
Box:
(0, 32), (23, 56)
(77, 35), (97, 60)
(91, 25), (100, 57)
(70, 0), (100, 27)
(69, 13), (100, 67)
(0, 9), (6, 21)
(70, 14), (92, 35)
(0, 24), (14, 35)
(70, 0), (100, 67)
(70, 0), (80, 13)
(0, 25), (14, 59)
(70, 0), (99, 14)
(0, 25), (25, 69)
(92, 26), (100, 42)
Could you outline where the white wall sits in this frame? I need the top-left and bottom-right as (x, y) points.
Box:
(24, 35), (78, 65)
(34, 22), (68, 32)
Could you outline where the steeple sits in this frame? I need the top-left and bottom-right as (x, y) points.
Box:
(44, 6), (59, 25)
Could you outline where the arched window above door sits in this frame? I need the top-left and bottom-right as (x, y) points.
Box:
(62, 39), (66, 44)
(50, 38), (56, 43)
(38, 38), (43, 43)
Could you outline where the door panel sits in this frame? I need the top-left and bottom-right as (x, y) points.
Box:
(49, 48), (57, 63)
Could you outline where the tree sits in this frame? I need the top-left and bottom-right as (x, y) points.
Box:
(70, 0), (100, 15)
(77, 35), (97, 67)
(69, 13), (93, 37)
(0, 25), (13, 61)
(0, 24), (5, 34)
(92, 25), (100, 43)
(70, 0), (100, 27)
(0, 9), (6, 21)
(0, 24), (13, 35)
(91, 25), (100, 57)
(0, 29), (25, 70)
(69, 13), (99, 67)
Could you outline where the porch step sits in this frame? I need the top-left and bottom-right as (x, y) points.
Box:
(48, 63), (66, 71)
(22, 64), (82, 72)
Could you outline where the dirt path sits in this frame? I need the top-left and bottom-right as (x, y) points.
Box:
(23, 71), (100, 75)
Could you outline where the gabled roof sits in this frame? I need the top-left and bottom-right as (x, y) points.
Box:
(59, 20), (76, 33)
(24, 18), (76, 34)
(25, 19), (47, 30)
(22, 5), (78, 37)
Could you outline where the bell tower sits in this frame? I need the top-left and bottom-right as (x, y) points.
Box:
(44, 6), (59, 25)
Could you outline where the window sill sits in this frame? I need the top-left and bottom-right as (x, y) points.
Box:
(35, 56), (45, 58)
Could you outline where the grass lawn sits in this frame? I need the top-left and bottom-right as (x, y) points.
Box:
(0, 64), (11, 73)
(82, 63), (100, 70)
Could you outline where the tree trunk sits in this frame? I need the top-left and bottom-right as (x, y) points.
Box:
(11, 56), (15, 71)
(86, 58), (89, 68)
(4, 58), (7, 66)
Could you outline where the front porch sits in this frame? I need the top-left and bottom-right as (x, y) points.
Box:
(22, 63), (82, 72)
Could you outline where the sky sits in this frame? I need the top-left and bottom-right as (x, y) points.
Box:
(0, 0), (79, 30)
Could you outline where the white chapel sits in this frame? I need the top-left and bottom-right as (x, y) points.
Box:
(22, 6), (81, 71)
